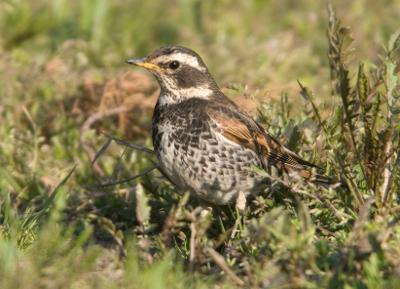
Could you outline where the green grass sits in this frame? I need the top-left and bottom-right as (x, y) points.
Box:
(1, 1), (400, 288)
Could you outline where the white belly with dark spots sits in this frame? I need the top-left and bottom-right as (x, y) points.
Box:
(155, 128), (264, 204)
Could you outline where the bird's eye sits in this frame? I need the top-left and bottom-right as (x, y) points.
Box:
(169, 61), (180, 70)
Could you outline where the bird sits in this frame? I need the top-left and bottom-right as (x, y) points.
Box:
(126, 46), (334, 205)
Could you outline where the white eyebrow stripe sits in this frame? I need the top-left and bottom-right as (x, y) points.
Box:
(155, 53), (206, 72)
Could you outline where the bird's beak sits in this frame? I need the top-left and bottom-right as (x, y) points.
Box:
(126, 57), (160, 71)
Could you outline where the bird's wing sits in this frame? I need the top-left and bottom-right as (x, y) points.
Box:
(208, 105), (330, 182)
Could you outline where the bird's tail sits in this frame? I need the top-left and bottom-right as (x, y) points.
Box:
(311, 172), (338, 187)
(296, 168), (340, 187)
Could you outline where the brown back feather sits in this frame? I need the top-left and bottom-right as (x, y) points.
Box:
(208, 104), (333, 185)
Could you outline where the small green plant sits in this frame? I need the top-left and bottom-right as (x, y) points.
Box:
(0, 2), (400, 289)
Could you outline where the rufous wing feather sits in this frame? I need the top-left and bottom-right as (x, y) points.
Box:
(209, 107), (334, 185)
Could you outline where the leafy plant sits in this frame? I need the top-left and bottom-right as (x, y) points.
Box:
(1, 2), (400, 289)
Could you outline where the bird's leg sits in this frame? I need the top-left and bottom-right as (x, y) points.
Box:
(235, 191), (247, 212)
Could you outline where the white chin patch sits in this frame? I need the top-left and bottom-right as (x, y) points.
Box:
(158, 86), (212, 106)
(177, 86), (212, 99)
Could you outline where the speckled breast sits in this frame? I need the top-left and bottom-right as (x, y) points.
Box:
(152, 98), (265, 204)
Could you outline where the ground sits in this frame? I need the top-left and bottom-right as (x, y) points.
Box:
(0, 1), (400, 288)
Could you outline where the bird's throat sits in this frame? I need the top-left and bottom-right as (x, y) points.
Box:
(157, 85), (213, 106)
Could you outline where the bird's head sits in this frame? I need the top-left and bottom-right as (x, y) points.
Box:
(127, 46), (219, 105)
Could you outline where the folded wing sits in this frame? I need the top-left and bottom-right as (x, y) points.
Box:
(208, 105), (334, 185)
